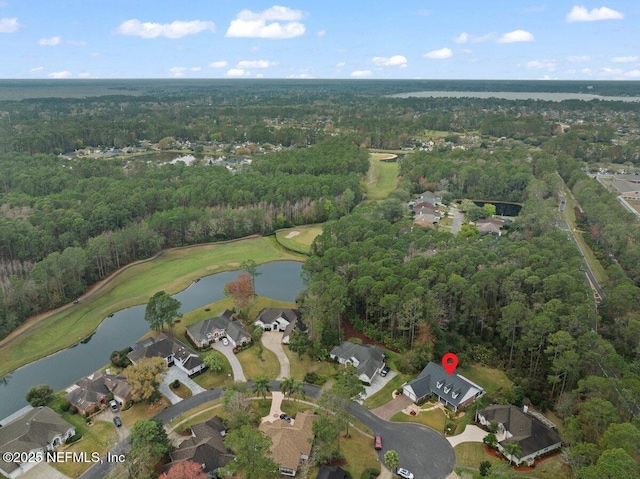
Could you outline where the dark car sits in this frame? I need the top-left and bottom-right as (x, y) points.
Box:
(113, 416), (122, 427)
(380, 366), (391, 377)
(279, 413), (291, 423)
(374, 435), (382, 450)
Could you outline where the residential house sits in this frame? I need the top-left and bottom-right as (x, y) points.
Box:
(254, 308), (307, 344)
(259, 410), (317, 477)
(416, 190), (442, 206)
(127, 333), (205, 377)
(403, 362), (484, 412)
(316, 465), (348, 479)
(186, 310), (251, 348)
(477, 405), (562, 466)
(163, 416), (234, 477)
(0, 407), (76, 479)
(64, 371), (132, 415)
(330, 342), (385, 384)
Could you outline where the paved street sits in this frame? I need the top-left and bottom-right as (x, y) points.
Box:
(450, 207), (464, 234)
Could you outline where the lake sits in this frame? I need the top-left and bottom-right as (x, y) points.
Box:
(0, 261), (304, 421)
(389, 91), (640, 102)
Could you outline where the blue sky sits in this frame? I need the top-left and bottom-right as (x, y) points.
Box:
(0, 1), (638, 80)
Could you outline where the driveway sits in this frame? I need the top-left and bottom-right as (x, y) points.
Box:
(450, 207), (464, 234)
(261, 331), (290, 380)
(447, 424), (488, 447)
(164, 365), (206, 395)
(212, 341), (246, 382)
(372, 393), (413, 420)
(261, 391), (286, 424)
(360, 370), (397, 403)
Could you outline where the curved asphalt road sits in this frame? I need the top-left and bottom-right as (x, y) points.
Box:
(81, 382), (454, 479)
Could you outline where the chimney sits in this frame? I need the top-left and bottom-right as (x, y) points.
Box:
(523, 405), (528, 414)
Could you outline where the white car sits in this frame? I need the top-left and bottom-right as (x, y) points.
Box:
(222, 337), (229, 346)
(396, 468), (414, 479)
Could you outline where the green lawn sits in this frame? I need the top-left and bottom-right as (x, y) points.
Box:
(237, 344), (280, 381)
(275, 223), (324, 254)
(363, 373), (409, 409)
(280, 399), (314, 417)
(171, 381), (193, 399)
(340, 427), (380, 479)
(457, 363), (512, 396)
(283, 347), (338, 381)
(0, 236), (304, 377)
(365, 153), (400, 200)
(390, 408), (447, 432)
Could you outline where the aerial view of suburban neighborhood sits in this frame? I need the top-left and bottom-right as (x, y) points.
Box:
(1, 2), (640, 479)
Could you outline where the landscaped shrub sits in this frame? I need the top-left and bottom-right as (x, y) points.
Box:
(60, 401), (71, 412)
(172, 379), (180, 389)
(360, 467), (380, 479)
(65, 433), (82, 444)
(303, 372), (327, 385)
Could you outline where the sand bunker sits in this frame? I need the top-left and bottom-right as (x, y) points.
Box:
(285, 231), (301, 239)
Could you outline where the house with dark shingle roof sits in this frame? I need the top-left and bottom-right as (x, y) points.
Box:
(64, 371), (132, 415)
(477, 405), (562, 466)
(163, 416), (234, 476)
(316, 465), (348, 479)
(186, 310), (251, 348)
(127, 333), (205, 377)
(254, 308), (307, 344)
(259, 410), (317, 477)
(403, 362), (484, 411)
(0, 407), (76, 478)
(330, 342), (385, 384)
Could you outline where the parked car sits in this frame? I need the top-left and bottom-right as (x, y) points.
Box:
(396, 468), (414, 479)
(380, 366), (391, 377)
(279, 413), (291, 423)
(113, 416), (122, 427)
(374, 435), (382, 450)
(109, 400), (119, 412)
(222, 337), (229, 346)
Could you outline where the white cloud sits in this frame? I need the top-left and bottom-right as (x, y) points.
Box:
(526, 60), (556, 71)
(190, 66), (201, 72)
(226, 6), (305, 39)
(372, 55), (407, 67)
(612, 56), (638, 63)
(453, 32), (495, 44)
(169, 67), (187, 77)
(227, 68), (248, 77)
(567, 55), (590, 62)
(209, 61), (228, 68)
(28, 66), (44, 73)
(38, 36), (61, 46)
(497, 30), (534, 43)
(77, 72), (91, 78)
(602, 67), (623, 75)
(237, 60), (273, 68)
(335, 61), (346, 68)
(625, 70), (640, 78)
(48, 70), (72, 79)
(424, 47), (453, 59)
(351, 70), (372, 77)
(0, 16), (20, 33)
(117, 19), (215, 39)
(566, 5), (623, 22)
(288, 73), (312, 78)
(317, 29), (326, 37)
(581, 68), (592, 74)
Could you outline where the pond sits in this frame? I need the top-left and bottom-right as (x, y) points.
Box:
(0, 261), (304, 421)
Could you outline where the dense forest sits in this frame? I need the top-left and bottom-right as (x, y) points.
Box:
(2, 80), (640, 477)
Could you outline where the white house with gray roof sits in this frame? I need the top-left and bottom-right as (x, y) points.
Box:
(0, 407), (75, 478)
(403, 361), (484, 411)
(186, 310), (251, 348)
(254, 308), (307, 344)
(330, 342), (385, 384)
(127, 333), (205, 377)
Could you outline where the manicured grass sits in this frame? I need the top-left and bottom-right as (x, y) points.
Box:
(390, 408), (447, 432)
(237, 344), (280, 381)
(53, 421), (116, 477)
(275, 223), (324, 254)
(364, 153), (400, 200)
(0, 237), (304, 377)
(168, 399), (222, 430)
(340, 427), (380, 479)
(457, 363), (512, 396)
(280, 399), (314, 417)
(283, 347), (338, 381)
(171, 381), (193, 400)
(363, 373), (410, 409)
(119, 397), (171, 428)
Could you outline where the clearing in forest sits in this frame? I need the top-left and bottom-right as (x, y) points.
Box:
(365, 152), (400, 200)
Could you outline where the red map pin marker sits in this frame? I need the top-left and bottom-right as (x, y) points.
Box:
(442, 353), (458, 375)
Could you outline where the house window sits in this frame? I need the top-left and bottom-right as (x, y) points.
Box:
(452, 391), (459, 399)
(444, 385), (451, 393)
(436, 381), (443, 389)
(280, 467), (295, 476)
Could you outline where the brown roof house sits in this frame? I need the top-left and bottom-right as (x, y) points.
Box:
(64, 371), (132, 415)
(253, 308), (307, 344)
(163, 416), (234, 477)
(259, 410), (317, 477)
(0, 407), (76, 478)
(128, 333), (205, 377)
(477, 405), (562, 466)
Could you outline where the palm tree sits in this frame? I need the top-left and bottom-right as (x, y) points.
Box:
(290, 379), (305, 402)
(280, 377), (294, 399)
(252, 376), (271, 400)
(501, 442), (522, 466)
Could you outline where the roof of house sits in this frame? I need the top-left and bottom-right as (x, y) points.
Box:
(259, 410), (317, 471)
(477, 222), (502, 235)
(227, 320), (251, 343)
(418, 190), (441, 202)
(187, 309), (250, 344)
(481, 405), (562, 458)
(317, 465), (348, 479)
(330, 342), (385, 380)
(405, 362), (484, 408)
(127, 333), (202, 370)
(0, 407), (74, 474)
(612, 179), (640, 194)
(167, 417), (234, 474)
(64, 372), (131, 411)
(256, 308), (300, 325)
(414, 213), (440, 225)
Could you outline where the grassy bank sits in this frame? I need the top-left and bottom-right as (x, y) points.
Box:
(0, 236), (304, 377)
(365, 153), (400, 200)
(275, 223), (324, 254)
